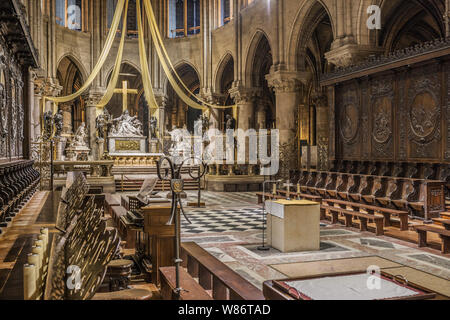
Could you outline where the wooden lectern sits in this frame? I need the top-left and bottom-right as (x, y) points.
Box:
(142, 204), (180, 285)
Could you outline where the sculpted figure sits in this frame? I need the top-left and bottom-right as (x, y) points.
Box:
(96, 109), (112, 139)
(149, 116), (158, 139)
(74, 122), (88, 147)
(54, 110), (63, 138)
(225, 114), (236, 130)
(43, 111), (54, 140)
(111, 110), (143, 136)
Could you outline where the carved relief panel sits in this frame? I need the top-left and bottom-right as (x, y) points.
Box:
(336, 81), (361, 159)
(447, 61), (450, 160)
(406, 64), (441, 160)
(0, 48), (8, 160)
(370, 75), (395, 159)
(10, 75), (17, 158)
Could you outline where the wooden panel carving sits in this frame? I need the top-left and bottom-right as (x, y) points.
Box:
(370, 75), (394, 159)
(336, 81), (360, 159)
(406, 64), (441, 160)
(446, 60), (450, 160)
(333, 60), (448, 163)
(0, 37), (25, 162)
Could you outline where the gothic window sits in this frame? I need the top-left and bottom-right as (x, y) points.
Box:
(168, 0), (200, 38)
(221, 0), (231, 25)
(55, 0), (86, 31)
(107, 0), (139, 37)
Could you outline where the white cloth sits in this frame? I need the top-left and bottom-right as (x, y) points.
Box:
(285, 274), (418, 300)
(136, 177), (158, 204)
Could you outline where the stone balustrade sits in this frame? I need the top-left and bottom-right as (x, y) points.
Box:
(53, 160), (115, 178)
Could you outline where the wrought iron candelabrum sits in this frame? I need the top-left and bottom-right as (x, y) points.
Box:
(156, 155), (207, 299)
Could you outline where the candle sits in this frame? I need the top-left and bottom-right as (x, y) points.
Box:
(23, 264), (37, 300)
(27, 253), (40, 289)
(273, 183), (277, 195)
(297, 183), (300, 194)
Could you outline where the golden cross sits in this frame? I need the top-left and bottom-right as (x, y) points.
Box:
(113, 80), (139, 112)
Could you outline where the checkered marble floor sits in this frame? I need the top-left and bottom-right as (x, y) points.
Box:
(183, 191), (258, 207)
(181, 207), (264, 234)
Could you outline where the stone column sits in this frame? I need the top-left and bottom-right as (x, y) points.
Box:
(255, 95), (267, 130)
(229, 86), (256, 131)
(83, 91), (103, 160)
(59, 103), (73, 135)
(155, 94), (167, 153)
(32, 77), (45, 141)
(202, 92), (224, 130)
(313, 93), (329, 171)
(446, 0), (450, 37)
(266, 70), (304, 178)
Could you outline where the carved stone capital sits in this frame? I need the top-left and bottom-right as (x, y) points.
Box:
(325, 43), (383, 68)
(311, 91), (328, 108)
(202, 91), (227, 105)
(228, 86), (260, 104)
(34, 77), (62, 97)
(154, 94), (168, 108)
(265, 70), (308, 93)
(83, 91), (104, 107)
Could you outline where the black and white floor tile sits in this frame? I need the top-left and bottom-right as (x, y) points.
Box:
(181, 207), (264, 234)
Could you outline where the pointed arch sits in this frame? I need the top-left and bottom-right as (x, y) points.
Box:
(287, 0), (335, 71)
(214, 52), (234, 94)
(244, 30), (273, 88)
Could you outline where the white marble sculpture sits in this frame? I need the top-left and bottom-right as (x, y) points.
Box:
(111, 110), (143, 137)
(74, 122), (88, 147)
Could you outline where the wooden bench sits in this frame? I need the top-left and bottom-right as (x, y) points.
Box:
(432, 218), (450, 230)
(321, 204), (385, 236)
(415, 225), (450, 254)
(118, 215), (141, 249)
(92, 288), (153, 300)
(180, 242), (265, 300)
(104, 193), (120, 217)
(159, 266), (213, 300)
(276, 190), (322, 202)
(323, 198), (409, 231)
(111, 206), (127, 227)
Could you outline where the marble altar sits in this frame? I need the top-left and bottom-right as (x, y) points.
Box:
(108, 110), (147, 155)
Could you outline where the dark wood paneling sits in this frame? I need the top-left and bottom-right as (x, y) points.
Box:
(334, 60), (450, 163)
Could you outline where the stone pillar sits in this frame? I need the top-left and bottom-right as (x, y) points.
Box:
(59, 103), (72, 135)
(229, 86), (256, 131)
(202, 92), (224, 130)
(83, 91), (103, 160)
(446, 0), (450, 37)
(313, 94), (329, 171)
(32, 77), (45, 141)
(266, 70), (304, 178)
(255, 96), (267, 130)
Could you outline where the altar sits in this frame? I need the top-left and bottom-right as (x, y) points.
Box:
(109, 135), (147, 154)
(266, 200), (320, 253)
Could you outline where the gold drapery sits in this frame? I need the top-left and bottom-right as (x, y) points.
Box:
(42, 0), (127, 112)
(96, 0), (129, 113)
(136, 0), (159, 116)
(143, 0), (238, 116)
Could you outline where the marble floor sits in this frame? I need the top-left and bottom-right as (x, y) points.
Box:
(1, 190), (448, 299)
(172, 191), (450, 294)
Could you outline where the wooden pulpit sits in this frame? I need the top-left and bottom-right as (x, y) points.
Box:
(142, 204), (179, 285)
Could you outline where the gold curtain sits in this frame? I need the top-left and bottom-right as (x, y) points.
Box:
(41, 0), (127, 116)
(137, 0), (159, 116)
(96, 0), (130, 113)
(143, 0), (238, 115)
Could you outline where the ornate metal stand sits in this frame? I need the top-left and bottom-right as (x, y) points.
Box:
(156, 156), (206, 299)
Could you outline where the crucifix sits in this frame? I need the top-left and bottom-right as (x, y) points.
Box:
(114, 80), (139, 112)
(283, 180), (293, 200)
